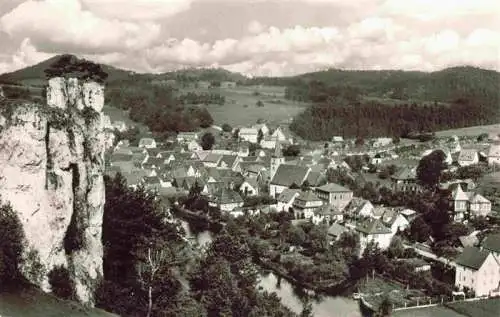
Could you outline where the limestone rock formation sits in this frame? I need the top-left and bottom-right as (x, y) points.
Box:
(0, 77), (105, 305)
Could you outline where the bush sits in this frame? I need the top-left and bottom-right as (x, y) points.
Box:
(48, 265), (77, 300)
(0, 202), (25, 288)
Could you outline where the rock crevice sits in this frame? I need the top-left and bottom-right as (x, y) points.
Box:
(0, 77), (105, 305)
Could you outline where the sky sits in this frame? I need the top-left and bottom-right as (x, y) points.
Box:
(0, 0), (499, 76)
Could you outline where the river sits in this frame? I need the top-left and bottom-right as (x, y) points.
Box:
(179, 219), (364, 317)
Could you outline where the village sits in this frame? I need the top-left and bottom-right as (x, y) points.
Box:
(103, 113), (500, 313)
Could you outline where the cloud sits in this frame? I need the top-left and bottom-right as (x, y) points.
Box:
(0, 0), (161, 53)
(0, 38), (54, 74)
(0, 0), (499, 76)
(81, 0), (194, 21)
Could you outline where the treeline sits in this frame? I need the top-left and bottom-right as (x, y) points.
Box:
(290, 98), (497, 140)
(177, 92), (225, 105)
(105, 83), (213, 133)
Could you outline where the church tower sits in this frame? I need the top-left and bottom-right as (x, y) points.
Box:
(270, 136), (285, 181)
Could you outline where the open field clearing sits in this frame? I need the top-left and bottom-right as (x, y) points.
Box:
(393, 306), (465, 317)
(434, 124), (500, 138)
(182, 86), (307, 126)
(445, 298), (500, 317)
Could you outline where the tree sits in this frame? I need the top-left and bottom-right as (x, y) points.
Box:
(137, 247), (168, 317)
(376, 296), (393, 317)
(282, 144), (301, 157)
(256, 100), (264, 107)
(355, 137), (365, 147)
(286, 226), (306, 246)
(410, 217), (432, 243)
(387, 236), (405, 259)
(470, 216), (489, 231)
(417, 150), (447, 189)
(221, 123), (232, 132)
(200, 132), (215, 150)
(257, 129), (264, 144)
(48, 265), (76, 300)
(0, 202), (24, 288)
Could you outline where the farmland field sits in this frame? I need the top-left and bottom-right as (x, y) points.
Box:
(181, 86), (308, 127)
(445, 298), (500, 317)
(434, 124), (500, 138)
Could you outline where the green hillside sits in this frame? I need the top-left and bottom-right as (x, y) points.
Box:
(0, 286), (118, 317)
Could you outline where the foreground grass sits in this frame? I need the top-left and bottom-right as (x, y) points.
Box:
(445, 298), (500, 317)
(393, 306), (466, 317)
(0, 286), (117, 317)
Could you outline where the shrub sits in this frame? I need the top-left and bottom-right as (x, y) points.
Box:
(22, 248), (46, 286)
(0, 202), (25, 288)
(48, 265), (77, 300)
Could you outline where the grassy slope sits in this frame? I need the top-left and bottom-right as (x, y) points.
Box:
(194, 86), (307, 126)
(445, 298), (500, 317)
(0, 287), (118, 317)
(434, 124), (500, 137)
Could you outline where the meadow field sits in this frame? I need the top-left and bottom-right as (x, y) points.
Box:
(434, 124), (500, 138)
(181, 85), (308, 127)
(445, 298), (500, 317)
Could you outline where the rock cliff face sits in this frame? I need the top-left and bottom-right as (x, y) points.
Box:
(0, 77), (105, 305)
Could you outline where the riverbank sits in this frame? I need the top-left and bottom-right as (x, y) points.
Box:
(257, 257), (354, 297)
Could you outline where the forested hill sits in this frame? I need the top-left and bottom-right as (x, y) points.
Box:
(248, 66), (500, 104)
(285, 67), (500, 140)
(0, 55), (247, 87)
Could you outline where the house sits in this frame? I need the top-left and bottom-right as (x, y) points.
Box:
(218, 155), (239, 170)
(312, 204), (343, 224)
(276, 188), (301, 213)
(327, 223), (348, 242)
(481, 234), (500, 262)
(451, 185), (492, 220)
(451, 184), (469, 221)
(331, 136), (344, 144)
(391, 166), (421, 192)
(487, 141), (500, 165)
(177, 132), (199, 143)
(381, 209), (410, 235)
(239, 178), (259, 196)
(271, 126), (287, 142)
(253, 123), (270, 136)
(459, 234), (479, 249)
(138, 138), (157, 149)
(187, 140), (201, 151)
(356, 218), (393, 255)
(454, 247), (500, 297)
(202, 153), (223, 167)
(112, 121), (127, 132)
(239, 128), (259, 143)
(238, 143), (250, 157)
(209, 188), (244, 212)
(260, 136), (278, 149)
(345, 198), (374, 219)
(458, 149), (479, 167)
(292, 191), (323, 219)
(372, 137), (393, 148)
(314, 183), (353, 211)
(469, 193), (492, 217)
(269, 164), (311, 198)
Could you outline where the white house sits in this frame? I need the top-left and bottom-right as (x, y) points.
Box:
(271, 126), (287, 142)
(239, 128), (259, 143)
(276, 188), (301, 212)
(487, 142), (500, 166)
(112, 121), (127, 132)
(209, 188), (244, 212)
(293, 191), (323, 219)
(239, 178), (259, 196)
(177, 132), (199, 144)
(187, 140), (202, 152)
(469, 193), (492, 217)
(138, 138), (157, 149)
(356, 218), (394, 256)
(458, 149), (479, 167)
(252, 123), (270, 136)
(315, 183), (353, 211)
(345, 198), (375, 219)
(455, 247), (500, 297)
(381, 210), (410, 235)
(312, 204), (343, 224)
